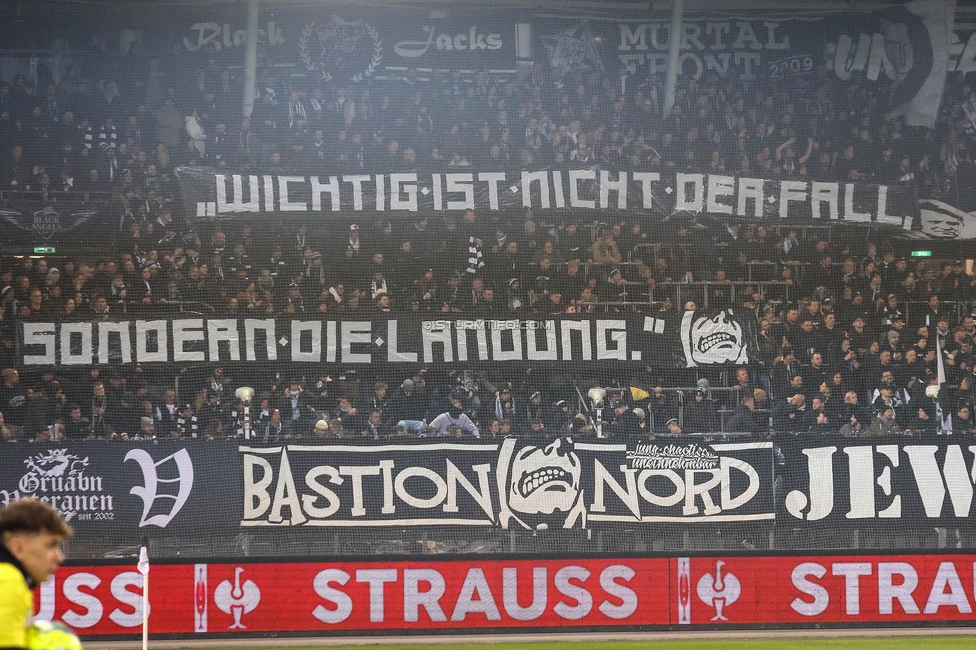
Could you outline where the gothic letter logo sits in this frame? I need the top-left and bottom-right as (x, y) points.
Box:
(696, 560), (741, 621)
(124, 448), (195, 528)
(214, 567), (261, 629)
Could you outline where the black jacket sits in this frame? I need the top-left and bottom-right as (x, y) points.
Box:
(773, 400), (806, 434)
(607, 408), (641, 438)
(725, 404), (761, 434)
(683, 398), (716, 433)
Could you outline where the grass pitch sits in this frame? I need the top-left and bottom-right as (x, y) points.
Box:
(226, 638), (976, 650)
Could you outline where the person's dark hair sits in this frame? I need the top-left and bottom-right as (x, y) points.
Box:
(0, 498), (73, 538)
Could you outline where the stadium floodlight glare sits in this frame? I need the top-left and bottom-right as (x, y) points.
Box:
(588, 387), (608, 439)
(587, 387), (607, 406)
(924, 384), (946, 435)
(235, 386), (255, 402)
(236, 386), (255, 440)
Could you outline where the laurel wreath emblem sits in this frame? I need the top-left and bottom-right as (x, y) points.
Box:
(298, 19), (383, 83)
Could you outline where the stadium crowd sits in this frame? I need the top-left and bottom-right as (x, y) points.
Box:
(0, 52), (976, 443)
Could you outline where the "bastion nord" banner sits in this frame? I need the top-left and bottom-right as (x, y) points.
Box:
(240, 439), (773, 529)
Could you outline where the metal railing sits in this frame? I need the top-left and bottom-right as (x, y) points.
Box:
(112, 300), (217, 315)
(573, 383), (773, 435)
(646, 280), (789, 308)
(0, 189), (113, 203)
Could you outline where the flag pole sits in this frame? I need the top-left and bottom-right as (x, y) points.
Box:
(142, 570), (148, 650)
(139, 537), (150, 650)
(936, 330), (947, 431)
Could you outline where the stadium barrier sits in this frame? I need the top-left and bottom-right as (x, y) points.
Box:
(5, 439), (976, 561)
(46, 551), (976, 639)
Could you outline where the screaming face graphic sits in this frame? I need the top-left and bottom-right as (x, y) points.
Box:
(508, 438), (582, 515)
(690, 310), (746, 365)
(918, 200), (976, 240)
(879, 19), (914, 83)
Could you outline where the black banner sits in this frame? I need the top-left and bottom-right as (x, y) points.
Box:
(820, 1), (952, 128)
(0, 439), (772, 538)
(175, 166), (918, 231)
(540, 1), (952, 127)
(174, 9), (517, 72)
(537, 16), (817, 81)
(782, 438), (976, 527)
(8, 438), (975, 544)
(0, 192), (120, 248)
(159, 2), (955, 100)
(0, 442), (239, 537)
(4, 4), (968, 99)
(19, 313), (760, 370)
(241, 439), (773, 529)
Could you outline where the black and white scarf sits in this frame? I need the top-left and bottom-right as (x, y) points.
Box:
(91, 396), (107, 432)
(98, 123), (117, 151)
(177, 414), (199, 438)
(365, 421), (381, 440)
(306, 264), (327, 289)
(370, 278), (388, 299)
(268, 256), (286, 278)
(288, 100), (306, 128)
(263, 421), (283, 443)
(466, 237), (484, 275)
(494, 395), (516, 421)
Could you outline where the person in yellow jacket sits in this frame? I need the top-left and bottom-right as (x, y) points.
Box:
(0, 498), (72, 649)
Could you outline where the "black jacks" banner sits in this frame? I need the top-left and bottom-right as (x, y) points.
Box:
(179, 10), (516, 72)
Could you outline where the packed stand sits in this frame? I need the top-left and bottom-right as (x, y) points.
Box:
(1, 241), (975, 443)
(0, 57), (976, 442)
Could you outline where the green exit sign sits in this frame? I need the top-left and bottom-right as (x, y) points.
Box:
(33, 247), (56, 254)
(911, 250), (932, 257)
